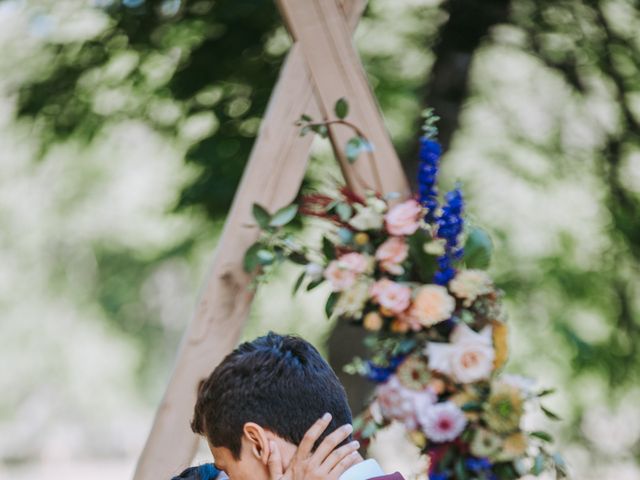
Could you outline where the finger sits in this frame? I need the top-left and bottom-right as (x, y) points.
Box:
(267, 440), (284, 479)
(296, 413), (332, 460)
(309, 423), (353, 468)
(328, 451), (361, 479)
(319, 440), (360, 474)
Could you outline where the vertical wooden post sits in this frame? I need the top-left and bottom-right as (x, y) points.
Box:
(133, 2), (376, 479)
(277, 0), (410, 197)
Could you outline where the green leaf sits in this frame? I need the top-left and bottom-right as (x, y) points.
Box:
(300, 125), (311, 136)
(537, 388), (556, 397)
(345, 137), (363, 164)
(461, 401), (483, 412)
(336, 202), (353, 221)
(532, 453), (545, 475)
(300, 114), (312, 122)
(256, 249), (275, 265)
(252, 203), (271, 229)
(541, 405), (562, 421)
(325, 292), (340, 318)
(407, 230), (437, 282)
(269, 204), (298, 227)
(530, 431), (554, 443)
(335, 97), (349, 119)
(243, 242), (263, 272)
(454, 458), (468, 480)
(464, 226), (493, 269)
(288, 251), (308, 265)
(337, 227), (354, 244)
(307, 279), (324, 291)
(322, 236), (336, 260)
(292, 271), (306, 295)
(361, 421), (378, 439)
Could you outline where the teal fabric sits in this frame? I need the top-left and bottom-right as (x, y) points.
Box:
(171, 463), (220, 480)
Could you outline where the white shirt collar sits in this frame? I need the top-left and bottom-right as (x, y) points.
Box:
(339, 459), (385, 480)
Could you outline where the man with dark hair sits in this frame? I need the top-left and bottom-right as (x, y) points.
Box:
(188, 332), (403, 480)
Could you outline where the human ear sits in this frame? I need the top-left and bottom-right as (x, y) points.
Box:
(243, 422), (270, 464)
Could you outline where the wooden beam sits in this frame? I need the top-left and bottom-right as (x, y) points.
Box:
(277, 0), (410, 197)
(133, 2), (368, 479)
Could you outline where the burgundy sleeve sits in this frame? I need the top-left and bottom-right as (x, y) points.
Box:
(369, 473), (405, 480)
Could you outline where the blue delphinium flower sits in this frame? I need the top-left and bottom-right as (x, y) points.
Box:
(428, 473), (449, 480)
(366, 355), (405, 383)
(434, 187), (464, 285)
(466, 457), (492, 472)
(418, 137), (441, 223)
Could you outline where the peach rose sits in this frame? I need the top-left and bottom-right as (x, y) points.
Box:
(396, 310), (425, 332)
(384, 199), (422, 236)
(375, 237), (409, 275)
(323, 252), (370, 291)
(410, 285), (455, 327)
(371, 279), (411, 314)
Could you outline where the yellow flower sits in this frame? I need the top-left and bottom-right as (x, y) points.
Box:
(495, 432), (528, 461)
(363, 312), (383, 331)
(408, 430), (427, 449)
(354, 232), (370, 245)
(396, 355), (431, 390)
(483, 383), (524, 434)
(492, 320), (509, 370)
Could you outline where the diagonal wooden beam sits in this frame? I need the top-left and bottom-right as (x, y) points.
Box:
(277, 0), (410, 198)
(133, 2), (368, 479)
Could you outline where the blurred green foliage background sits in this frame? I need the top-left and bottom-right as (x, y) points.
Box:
(1, 0), (639, 478)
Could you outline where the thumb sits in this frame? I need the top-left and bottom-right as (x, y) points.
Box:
(267, 440), (284, 479)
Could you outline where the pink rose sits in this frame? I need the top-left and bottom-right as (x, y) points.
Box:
(384, 199), (422, 236)
(324, 262), (357, 291)
(371, 278), (411, 314)
(337, 252), (369, 274)
(375, 237), (409, 275)
(323, 252), (370, 291)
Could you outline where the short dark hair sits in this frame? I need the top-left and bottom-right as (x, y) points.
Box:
(191, 332), (353, 458)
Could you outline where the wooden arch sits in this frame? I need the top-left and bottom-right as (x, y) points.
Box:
(134, 1), (410, 478)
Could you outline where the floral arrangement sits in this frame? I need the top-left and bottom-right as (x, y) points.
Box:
(244, 102), (567, 479)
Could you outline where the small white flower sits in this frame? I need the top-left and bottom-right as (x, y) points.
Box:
(449, 269), (493, 307)
(499, 374), (536, 397)
(305, 263), (325, 282)
(366, 196), (388, 214)
(419, 402), (467, 442)
(349, 204), (384, 231)
(333, 281), (371, 318)
(423, 239), (446, 256)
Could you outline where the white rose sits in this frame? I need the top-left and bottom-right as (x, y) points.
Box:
(425, 324), (495, 384)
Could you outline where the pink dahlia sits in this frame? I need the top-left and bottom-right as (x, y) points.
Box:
(418, 402), (467, 443)
(375, 375), (437, 430)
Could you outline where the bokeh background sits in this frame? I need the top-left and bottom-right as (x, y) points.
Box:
(1, 0), (639, 479)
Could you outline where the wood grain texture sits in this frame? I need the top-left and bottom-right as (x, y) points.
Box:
(133, 2), (369, 479)
(277, 0), (410, 197)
